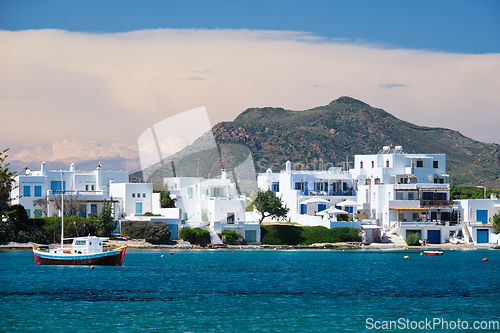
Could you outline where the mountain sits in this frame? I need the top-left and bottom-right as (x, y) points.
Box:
(131, 97), (500, 188)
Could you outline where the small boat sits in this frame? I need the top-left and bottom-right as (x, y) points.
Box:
(32, 169), (127, 266)
(33, 236), (127, 265)
(424, 250), (443, 256)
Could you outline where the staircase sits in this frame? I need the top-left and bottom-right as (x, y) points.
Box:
(206, 225), (223, 246)
(463, 221), (473, 244)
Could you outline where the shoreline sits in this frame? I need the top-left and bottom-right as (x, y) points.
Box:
(1, 239), (499, 251)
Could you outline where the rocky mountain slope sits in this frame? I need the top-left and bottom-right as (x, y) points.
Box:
(131, 97), (500, 188)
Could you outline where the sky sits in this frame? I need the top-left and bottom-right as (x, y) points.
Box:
(1, 0), (499, 174)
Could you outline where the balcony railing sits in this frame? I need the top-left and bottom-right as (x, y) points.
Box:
(420, 200), (454, 207)
(299, 190), (356, 197)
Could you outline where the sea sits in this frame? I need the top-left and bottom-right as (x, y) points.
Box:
(1, 248), (500, 332)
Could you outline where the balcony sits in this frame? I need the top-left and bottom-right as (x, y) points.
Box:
(298, 190), (356, 197)
(420, 200), (454, 208)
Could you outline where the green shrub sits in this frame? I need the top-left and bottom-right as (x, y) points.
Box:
(220, 230), (242, 244)
(405, 233), (421, 246)
(121, 221), (171, 244)
(180, 227), (210, 244)
(260, 225), (361, 245)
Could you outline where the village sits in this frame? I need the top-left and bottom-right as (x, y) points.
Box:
(9, 145), (500, 248)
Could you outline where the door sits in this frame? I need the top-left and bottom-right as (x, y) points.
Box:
(135, 202), (142, 214)
(427, 230), (441, 244)
(476, 229), (489, 244)
(300, 204), (307, 214)
(318, 204), (326, 212)
(245, 230), (257, 242)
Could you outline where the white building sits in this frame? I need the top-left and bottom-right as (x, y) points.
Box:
(350, 146), (461, 244)
(160, 169), (261, 243)
(10, 162), (153, 220)
(457, 194), (500, 245)
(257, 161), (361, 229)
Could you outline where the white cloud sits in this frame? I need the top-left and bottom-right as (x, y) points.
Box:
(1, 28), (499, 173)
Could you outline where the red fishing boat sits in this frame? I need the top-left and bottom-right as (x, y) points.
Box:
(424, 250), (443, 256)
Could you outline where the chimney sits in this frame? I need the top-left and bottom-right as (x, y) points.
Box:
(286, 160), (291, 173)
(70, 163), (75, 172)
(41, 161), (46, 176)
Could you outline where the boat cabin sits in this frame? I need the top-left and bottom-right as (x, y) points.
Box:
(50, 236), (103, 254)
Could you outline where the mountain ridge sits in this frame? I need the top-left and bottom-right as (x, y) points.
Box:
(131, 97), (500, 188)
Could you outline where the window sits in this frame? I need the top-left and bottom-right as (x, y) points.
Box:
(91, 204), (97, 214)
(365, 179), (371, 185)
(433, 161), (439, 168)
(188, 187), (193, 197)
(360, 161), (364, 169)
(371, 161), (374, 168)
(408, 192), (414, 200)
(416, 160), (423, 168)
(271, 182), (279, 193)
(227, 212), (235, 222)
(386, 160), (390, 167)
(34, 186), (42, 197)
(34, 209), (42, 218)
(143, 193), (146, 198)
(132, 193), (136, 198)
(374, 178), (380, 185)
(50, 181), (66, 192)
(295, 182), (306, 191)
(315, 182), (327, 192)
(26, 209), (30, 218)
(85, 185), (89, 191)
(23, 186), (31, 197)
(91, 185), (95, 191)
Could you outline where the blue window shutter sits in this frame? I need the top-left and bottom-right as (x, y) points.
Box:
(477, 210), (488, 224)
(34, 186), (42, 197)
(23, 186), (31, 197)
(26, 209), (30, 218)
(295, 182), (299, 190)
(324, 182), (328, 191)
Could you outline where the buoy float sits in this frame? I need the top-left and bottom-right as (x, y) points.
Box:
(90, 265), (94, 269)
(169, 252), (174, 255)
(482, 258), (488, 261)
(420, 252), (423, 256)
(404, 256), (409, 259)
(232, 251), (234, 253)
(161, 255), (164, 257)
(404, 247), (407, 250)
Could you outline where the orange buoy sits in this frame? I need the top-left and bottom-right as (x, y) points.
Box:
(482, 258), (488, 261)
(169, 252), (174, 255)
(90, 265), (95, 269)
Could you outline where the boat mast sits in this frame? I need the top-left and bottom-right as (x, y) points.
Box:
(61, 168), (64, 249)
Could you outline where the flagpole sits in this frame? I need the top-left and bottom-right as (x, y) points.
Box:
(61, 168), (64, 249)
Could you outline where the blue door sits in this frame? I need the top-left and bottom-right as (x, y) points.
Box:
(427, 230), (441, 244)
(135, 202), (142, 214)
(318, 204), (326, 212)
(166, 224), (179, 240)
(477, 229), (489, 244)
(300, 204), (307, 214)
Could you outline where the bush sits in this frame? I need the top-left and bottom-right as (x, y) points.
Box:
(180, 227), (210, 244)
(405, 233), (421, 246)
(121, 221), (171, 244)
(260, 225), (361, 245)
(220, 230), (242, 244)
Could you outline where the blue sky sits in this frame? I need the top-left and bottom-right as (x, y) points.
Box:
(1, 0), (499, 173)
(1, 0), (499, 54)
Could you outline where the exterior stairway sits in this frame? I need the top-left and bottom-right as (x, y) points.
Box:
(462, 221), (473, 244)
(206, 225), (223, 245)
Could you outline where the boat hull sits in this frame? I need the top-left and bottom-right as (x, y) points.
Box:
(424, 251), (443, 256)
(33, 246), (127, 266)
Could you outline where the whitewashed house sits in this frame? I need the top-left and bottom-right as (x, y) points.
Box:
(257, 161), (361, 229)
(10, 161), (160, 222)
(159, 170), (261, 243)
(457, 194), (500, 245)
(350, 146), (461, 244)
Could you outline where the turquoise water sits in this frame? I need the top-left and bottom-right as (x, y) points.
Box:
(1, 248), (500, 332)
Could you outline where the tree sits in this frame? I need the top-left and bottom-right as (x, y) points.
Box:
(160, 190), (177, 208)
(53, 194), (87, 217)
(253, 189), (289, 224)
(491, 212), (500, 234)
(33, 195), (49, 217)
(0, 148), (17, 217)
(94, 198), (116, 237)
